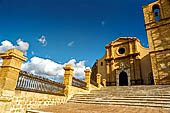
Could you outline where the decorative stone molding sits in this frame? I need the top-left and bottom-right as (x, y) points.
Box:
(116, 68), (131, 86)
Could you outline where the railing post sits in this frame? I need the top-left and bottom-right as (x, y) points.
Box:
(97, 73), (101, 88)
(102, 79), (106, 88)
(84, 68), (91, 90)
(0, 49), (27, 113)
(63, 65), (74, 96)
(0, 49), (27, 92)
(63, 65), (74, 86)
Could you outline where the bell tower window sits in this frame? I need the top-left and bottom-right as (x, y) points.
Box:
(152, 4), (160, 22)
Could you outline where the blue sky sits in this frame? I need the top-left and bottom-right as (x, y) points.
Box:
(0, 0), (157, 67)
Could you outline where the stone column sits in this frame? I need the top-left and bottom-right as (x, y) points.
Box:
(106, 47), (110, 59)
(110, 46), (114, 58)
(130, 57), (135, 85)
(106, 62), (110, 82)
(63, 65), (74, 97)
(110, 60), (115, 84)
(129, 42), (133, 54)
(0, 49), (27, 92)
(97, 73), (101, 88)
(102, 79), (106, 88)
(63, 65), (74, 86)
(0, 49), (27, 113)
(84, 68), (91, 90)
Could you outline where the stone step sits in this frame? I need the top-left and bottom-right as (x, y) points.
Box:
(69, 99), (170, 104)
(91, 90), (170, 93)
(71, 97), (170, 101)
(73, 94), (170, 98)
(26, 110), (52, 113)
(68, 101), (170, 108)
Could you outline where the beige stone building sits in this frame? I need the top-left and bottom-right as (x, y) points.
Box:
(91, 37), (153, 86)
(91, 0), (170, 86)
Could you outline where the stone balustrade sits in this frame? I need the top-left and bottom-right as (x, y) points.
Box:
(0, 49), (105, 113)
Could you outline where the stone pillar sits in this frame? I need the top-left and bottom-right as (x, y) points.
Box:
(110, 60), (115, 84)
(63, 65), (74, 97)
(106, 62), (110, 82)
(0, 49), (27, 91)
(130, 57), (135, 85)
(110, 46), (114, 58)
(102, 79), (106, 88)
(63, 65), (74, 86)
(97, 73), (101, 88)
(106, 46), (110, 59)
(0, 49), (27, 113)
(84, 68), (91, 90)
(129, 42), (133, 54)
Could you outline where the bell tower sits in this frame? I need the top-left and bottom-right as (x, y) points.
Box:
(143, 0), (170, 85)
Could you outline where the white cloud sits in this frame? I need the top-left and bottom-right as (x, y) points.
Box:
(21, 57), (88, 82)
(67, 41), (74, 47)
(38, 35), (47, 46)
(0, 39), (29, 55)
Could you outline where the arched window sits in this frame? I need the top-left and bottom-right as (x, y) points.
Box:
(152, 4), (161, 22)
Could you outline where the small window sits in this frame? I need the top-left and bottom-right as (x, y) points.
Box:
(118, 48), (125, 54)
(152, 4), (160, 22)
(101, 62), (103, 66)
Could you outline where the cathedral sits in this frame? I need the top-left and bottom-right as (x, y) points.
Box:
(91, 0), (170, 86)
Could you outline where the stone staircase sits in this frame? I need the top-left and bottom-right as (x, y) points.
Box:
(68, 85), (170, 108)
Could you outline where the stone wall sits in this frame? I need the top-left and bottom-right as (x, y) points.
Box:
(150, 49), (170, 85)
(65, 86), (89, 100)
(143, 0), (170, 85)
(10, 90), (67, 113)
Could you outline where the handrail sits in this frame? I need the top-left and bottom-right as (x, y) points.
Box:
(15, 71), (65, 96)
(72, 77), (87, 90)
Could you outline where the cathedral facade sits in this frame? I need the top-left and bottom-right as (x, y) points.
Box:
(91, 0), (170, 86)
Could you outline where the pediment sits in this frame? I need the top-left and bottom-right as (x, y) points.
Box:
(106, 37), (137, 48)
(111, 37), (137, 46)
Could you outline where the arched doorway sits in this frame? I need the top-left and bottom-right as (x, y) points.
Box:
(119, 71), (128, 86)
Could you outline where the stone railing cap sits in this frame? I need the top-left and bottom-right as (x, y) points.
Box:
(7, 49), (23, 56)
(0, 49), (27, 61)
(97, 73), (101, 76)
(64, 65), (74, 70)
(84, 68), (91, 72)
